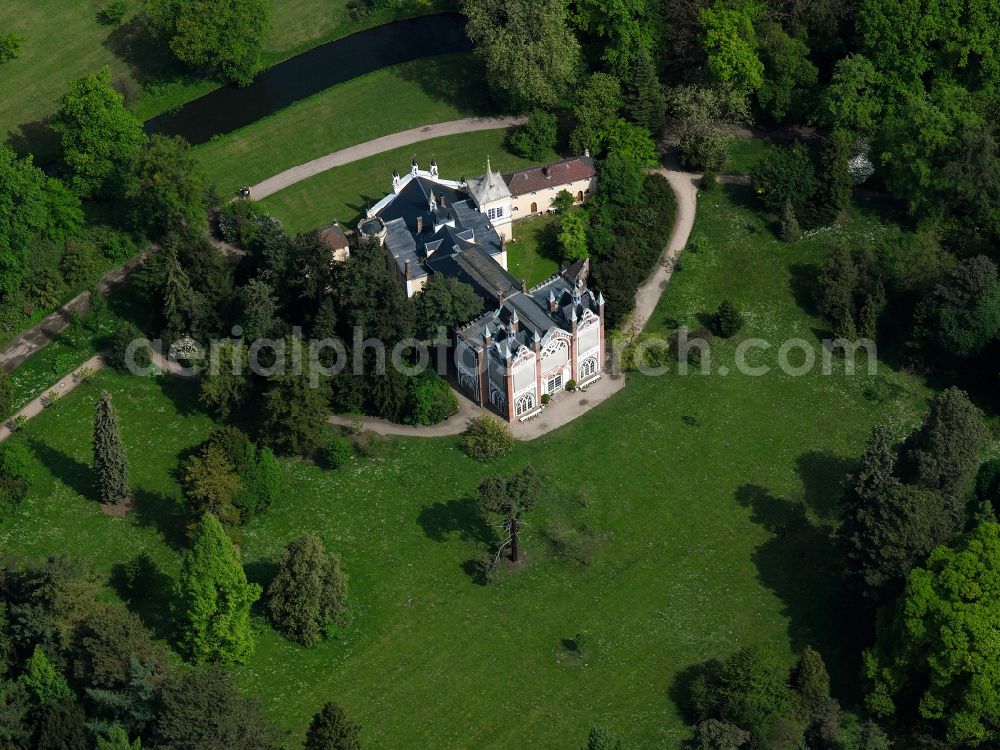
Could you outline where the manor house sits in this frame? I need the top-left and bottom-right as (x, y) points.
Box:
(357, 156), (604, 422)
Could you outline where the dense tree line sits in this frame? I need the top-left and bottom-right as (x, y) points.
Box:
(0, 540), (361, 748)
(0, 66), (211, 354)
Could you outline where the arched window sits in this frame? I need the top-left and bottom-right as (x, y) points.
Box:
(490, 386), (506, 412)
(515, 392), (535, 417)
(577, 191), (584, 201)
(460, 372), (477, 393)
(579, 357), (598, 379)
(530, 201), (538, 213)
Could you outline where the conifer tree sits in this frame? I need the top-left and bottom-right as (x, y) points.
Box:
(304, 701), (361, 750)
(174, 514), (261, 665)
(623, 50), (666, 132)
(779, 199), (801, 242)
(93, 391), (130, 505)
(161, 245), (203, 339)
(793, 645), (831, 712)
(267, 532), (348, 646)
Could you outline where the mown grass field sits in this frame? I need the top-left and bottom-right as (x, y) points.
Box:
(0, 0), (457, 154)
(260, 129), (560, 233)
(509, 214), (562, 288)
(0, 185), (937, 748)
(192, 53), (492, 196)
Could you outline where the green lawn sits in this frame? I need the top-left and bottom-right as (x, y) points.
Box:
(0, 0), (457, 157)
(192, 53), (492, 197)
(0, 185), (939, 748)
(509, 214), (562, 287)
(260, 130), (560, 233)
(725, 137), (769, 175)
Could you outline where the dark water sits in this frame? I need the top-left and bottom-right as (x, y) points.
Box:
(144, 13), (471, 146)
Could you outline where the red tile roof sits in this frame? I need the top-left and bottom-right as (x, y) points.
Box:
(503, 156), (596, 197)
(320, 223), (349, 251)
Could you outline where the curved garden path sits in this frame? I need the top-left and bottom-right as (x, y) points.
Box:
(250, 116), (527, 199)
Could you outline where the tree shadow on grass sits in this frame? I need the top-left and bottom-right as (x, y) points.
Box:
(6, 118), (60, 163)
(795, 450), (855, 522)
(27, 439), (93, 501)
(394, 53), (497, 117)
(109, 552), (176, 642)
(155, 371), (205, 418)
(419, 496), (497, 585)
(102, 16), (182, 88)
(244, 557), (278, 616)
(417, 496), (492, 545)
(788, 263), (820, 317)
(734, 482), (858, 701)
(130, 488), (189, 551)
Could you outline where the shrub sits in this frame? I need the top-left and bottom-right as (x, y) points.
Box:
(752, 142), (816, 216)
(460, 415), (514, 461)
(201, 426), (253, 473)
(99, 0), (128, 24)
(405, 371), (457, 426)
(541, 393), (551, 405)
(0, 441), (31, 514)
(324, 434), (353, 470)
(712, 301), (744, 338)
(779, 200), (802, 242)
(566, 379), (577, 391)
(0, 369), (12, 417)
(107, 322), (150, 373)
(0, 33), (24, 64)
(234, 445), (280, 521)
(508, 110), (558, 161)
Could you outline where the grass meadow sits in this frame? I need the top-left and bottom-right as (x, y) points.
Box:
(191, 53), (493, 196)
(0, 184), (941, 747)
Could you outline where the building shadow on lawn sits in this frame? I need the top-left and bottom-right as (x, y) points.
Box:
(27, 439), (94, 501)
(734, 482), (859, 702)
(130, 488), (189, 551)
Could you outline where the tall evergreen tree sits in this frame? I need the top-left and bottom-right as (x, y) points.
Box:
(174, 514), (261, 665)
(93, 391), (129, 505)
(622, 50), (666, 133)
(267, 532), (348, 646)
(304, 701), (361, 750)
(36, 697), (88, 750)
(161, 245), (204, 340)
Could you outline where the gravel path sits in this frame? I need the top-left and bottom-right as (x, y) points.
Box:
(250, 116), (527, 199)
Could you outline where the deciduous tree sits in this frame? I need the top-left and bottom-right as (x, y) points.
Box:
(463, 0), (580, 109)
(864, 522), (1000, 745)
(125, 135), (208, 239)
(53, 67), (145, 197)
(145, 0), (269, 85)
